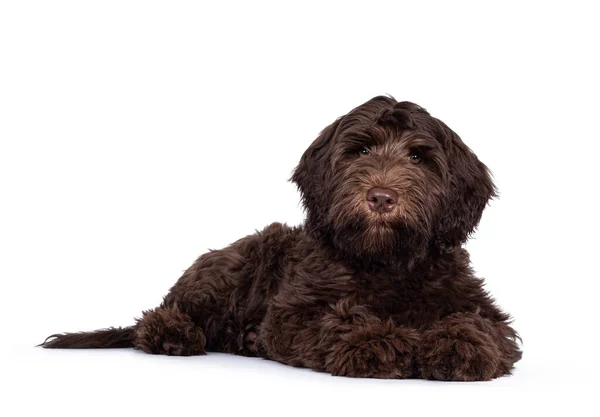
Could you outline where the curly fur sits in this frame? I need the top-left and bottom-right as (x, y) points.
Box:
(41, 95), (522, 381)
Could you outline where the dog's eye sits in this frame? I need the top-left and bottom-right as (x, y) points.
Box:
(358, 147), (371, 156)
(409, 150), (422, 164)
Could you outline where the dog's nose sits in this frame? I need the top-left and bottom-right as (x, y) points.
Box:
(366, 188), (398, 213)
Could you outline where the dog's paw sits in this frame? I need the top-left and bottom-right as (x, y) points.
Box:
(325, 321), (419, 378)
(134, 306), (206, 356)
(419, 320), (501, 381)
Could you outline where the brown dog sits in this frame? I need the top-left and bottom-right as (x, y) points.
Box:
(41, 96), (522, 381)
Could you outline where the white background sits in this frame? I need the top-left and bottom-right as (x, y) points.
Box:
(1, 1), (599, 416)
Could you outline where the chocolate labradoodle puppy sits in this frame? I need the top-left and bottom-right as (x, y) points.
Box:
(41, 96), (522, 381)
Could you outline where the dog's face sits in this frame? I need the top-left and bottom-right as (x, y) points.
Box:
(292, 96), (495, 263)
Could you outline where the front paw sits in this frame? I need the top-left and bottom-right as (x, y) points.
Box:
(325, 321), (419, 379)
(419, 321), (501, 381)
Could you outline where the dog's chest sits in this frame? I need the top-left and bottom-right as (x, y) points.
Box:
(352, 271), (412, 315)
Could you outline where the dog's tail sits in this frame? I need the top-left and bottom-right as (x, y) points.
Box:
(38, 326), (135, 349)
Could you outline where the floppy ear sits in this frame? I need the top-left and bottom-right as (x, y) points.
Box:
(436, 127), (497, 249)
(291, 116), (343, 220)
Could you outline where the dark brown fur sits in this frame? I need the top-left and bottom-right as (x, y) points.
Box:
(41, 96), (522, 381)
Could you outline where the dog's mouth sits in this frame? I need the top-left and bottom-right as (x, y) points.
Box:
(371, 217), (392, 227)
(367, 210), (397, 225)
(364, 216), (398, 237)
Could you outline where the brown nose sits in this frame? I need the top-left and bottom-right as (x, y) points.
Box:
(366, 188), (398, 213)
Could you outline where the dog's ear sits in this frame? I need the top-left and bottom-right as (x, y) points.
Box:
(291, 116), (343, 217)
(435, 126), (497, 249)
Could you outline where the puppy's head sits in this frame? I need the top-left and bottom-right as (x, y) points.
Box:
(292, 96), (495, 263)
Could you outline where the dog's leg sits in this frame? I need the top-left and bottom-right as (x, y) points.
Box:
(133, 304), (207, 356)
(324, 318), (420, 378)
(418, 312), (522, 381)
(148, 222), (295, 356)
(260, 299), (420, 378)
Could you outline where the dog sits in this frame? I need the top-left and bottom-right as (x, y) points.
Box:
(41, 96), (522, 381)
